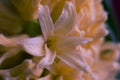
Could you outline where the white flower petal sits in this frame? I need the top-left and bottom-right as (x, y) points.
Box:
(17, 36), (44, 57)
(63, 37), (93, 47)
(54, 1), (77, 36)
(37, 45), (56, 68)
(57, 48), (90, 72)
(38, 5), (54, 40)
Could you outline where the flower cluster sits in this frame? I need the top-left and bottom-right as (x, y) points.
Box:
(0, 0), (119, 80)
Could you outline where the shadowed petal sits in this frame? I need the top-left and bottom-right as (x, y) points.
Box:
(37, 45), (56, 68)
(57, 48), (90, 72)
(38, 75), (51, 80)
(0, 2), (22, 34)
(0, 59), (35, 79)
(38, 5), (54, 40)
(17, 36), (44, 56)
(0, 48), (20, 65)
(54, 1), (77, 36)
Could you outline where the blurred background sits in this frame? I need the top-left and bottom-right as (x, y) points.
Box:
(103, 0), (120, 42)
(103, 0), (120, 80)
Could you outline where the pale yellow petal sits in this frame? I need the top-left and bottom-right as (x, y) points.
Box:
(54, 1), (77, 36)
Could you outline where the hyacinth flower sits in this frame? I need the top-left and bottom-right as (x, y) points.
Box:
(18, 2), (93, 73)
(0, 0), (119, 80)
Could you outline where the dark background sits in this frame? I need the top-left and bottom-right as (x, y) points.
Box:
(103, 0), (120, 79)
(103, 0), (120, 42)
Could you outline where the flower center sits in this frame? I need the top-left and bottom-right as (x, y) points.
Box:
(46, 37), (57, 50)
(46, 39), (52, 48)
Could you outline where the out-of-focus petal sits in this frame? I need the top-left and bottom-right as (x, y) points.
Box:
(37, 45), (56, 68)
(72, 0), (85, 11)
(0, 2), (22, 34)
(12, 0), (40, 21)
(0, 34), (15, 47)
(0, 34), (28, 47)
(0, 59), (37, 79)
(100, 43), (120, 61)
(38, 5), (54, 40)
(17, 36), (44, 56)
(0, 48), (21, 65)
(57, 48), (90, 72)
(54, 1), (77, 36)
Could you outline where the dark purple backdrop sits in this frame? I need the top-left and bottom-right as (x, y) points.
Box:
(112, 0), (120, 41)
